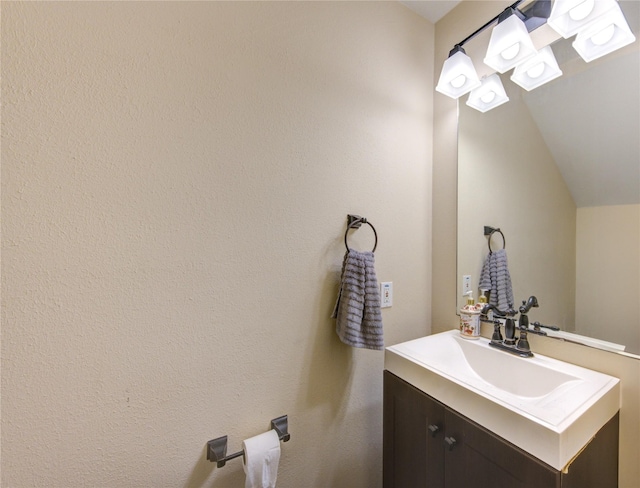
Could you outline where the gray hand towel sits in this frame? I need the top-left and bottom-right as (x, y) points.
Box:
(479, 249), (514, 312)
(331, 249), (384, 350)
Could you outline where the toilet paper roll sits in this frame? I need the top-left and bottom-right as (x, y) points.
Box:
(242, 429), (281, 488)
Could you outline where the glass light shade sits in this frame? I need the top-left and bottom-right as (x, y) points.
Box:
(572, 3), (636, 62)
(483, 12), (537, 73)
(547, 0), (618, 38)
(436, 47), (482, 99)
(511, 46), (563, 91)
(466, 74), (510, 113)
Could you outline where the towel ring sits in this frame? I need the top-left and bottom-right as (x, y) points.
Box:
(485, 227), (505, 253)
(345, 217), (378, 253)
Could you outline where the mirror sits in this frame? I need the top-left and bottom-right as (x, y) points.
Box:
(457, 1), (640, 356)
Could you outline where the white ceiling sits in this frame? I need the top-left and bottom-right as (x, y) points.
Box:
(399, 0), (461, 23)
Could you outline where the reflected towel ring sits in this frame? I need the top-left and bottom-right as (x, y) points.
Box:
(484, 225), (505, 253)
(345, 216), (378, 253)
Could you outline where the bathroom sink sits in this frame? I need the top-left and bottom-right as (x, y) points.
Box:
(454, 335), (580, 398)
(385, 330), (620, 471)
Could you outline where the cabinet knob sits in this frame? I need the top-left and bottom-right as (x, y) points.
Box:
(428, 424), (440, 437)
(444, 436), (457, 451)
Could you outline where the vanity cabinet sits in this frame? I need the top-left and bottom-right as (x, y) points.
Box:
(383, 371), (619, 488)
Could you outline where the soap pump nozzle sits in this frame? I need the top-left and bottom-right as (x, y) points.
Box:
(464, 291), (475, 306)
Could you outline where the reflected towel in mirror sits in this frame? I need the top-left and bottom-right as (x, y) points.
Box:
(479, 248), (514, 311)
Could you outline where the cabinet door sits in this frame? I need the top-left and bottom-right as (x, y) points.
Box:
(561, 412), (619, 488)
(444, 408), (560, 488)
(384, 371), (445, 488)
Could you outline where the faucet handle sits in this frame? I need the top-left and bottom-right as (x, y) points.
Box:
(516, 327), (531, 354)
(491, 320), (503, 343)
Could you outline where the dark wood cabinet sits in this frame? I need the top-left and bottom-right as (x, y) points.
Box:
(383, 368), (445, 487)
(383, 371), (618, 488)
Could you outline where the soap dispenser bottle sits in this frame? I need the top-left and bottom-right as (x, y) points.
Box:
(460, 291), (480, 339)
(479, 289), (488, 307)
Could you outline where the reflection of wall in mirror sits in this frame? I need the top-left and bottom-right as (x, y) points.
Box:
(458, 78), (640, 354)
(458, 80), (640, 354)
(457, 1), (640, 354)
(458, 18), (640, 354)
(576, 205), (640, 355)
(457, 78), (576, 330)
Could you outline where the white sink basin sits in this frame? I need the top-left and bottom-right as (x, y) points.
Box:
(454, 335), (581, 398)
(385, 330), (620, 471)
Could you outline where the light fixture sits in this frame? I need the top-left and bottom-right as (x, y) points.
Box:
(435, 46), (482, 99)
(511, 45), (563, 90)
(483, 8), (538, 73)
(547, 0), (618, 38)
(466, 74), (510, 113)
(434, 0), (635, 113)
(572, 2), (636, 62)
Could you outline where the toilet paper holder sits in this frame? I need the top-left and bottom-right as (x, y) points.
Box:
(207, 415), (290, 468)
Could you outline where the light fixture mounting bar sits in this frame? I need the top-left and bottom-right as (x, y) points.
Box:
(453, 0), (551, 52)
(456, 0), (525, 49)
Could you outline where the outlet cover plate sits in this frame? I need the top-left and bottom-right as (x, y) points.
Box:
(381, 282), (393, 308)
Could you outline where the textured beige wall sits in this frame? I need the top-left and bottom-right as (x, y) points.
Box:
(434, 2), (640, 486)
(1, 2), (434, 486)
(576, 205), (640, 354)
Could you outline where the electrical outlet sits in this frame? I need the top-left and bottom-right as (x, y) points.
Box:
(381, 282), (393, 308)
(462, 275), (472, 296)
